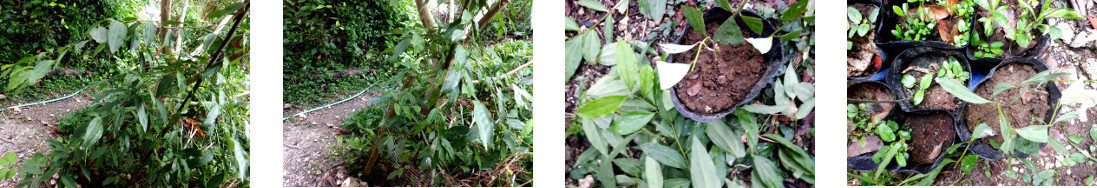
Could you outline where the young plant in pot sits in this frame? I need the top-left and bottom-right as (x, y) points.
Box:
(951, 58), (1089, 160)
(846, 81), (900, 159)
(969, 0), (1083, 58)
(889, 0), (974, 46)
(655, 0), (808, 122)
(847, 4), (883, 78)
(889, 48), (970, 112)
(847, 109), (956, 179)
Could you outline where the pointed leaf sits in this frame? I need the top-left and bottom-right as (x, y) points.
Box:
(610, 111), (654, 135)
(971, 122), (995, 140)
(473, 101), (494, 148)
(616, 40), (639, 91)
(683, 6), (707, 37)
(639, 143), (687, 169)
(690, 137), (722, 188)
(565, 16), (580, 31)
(90, 27), (108, 43)
(645, 156), (663, 188)
(657, 61), (690, 90)
(83, 116), (104, 147)
(746, 37), (772, 53)
(576, 95), (628, 118)
(707, 120), (746, 157)
(108, 20), (127, 53)
(658, 43), (698, 54)
(1015, 125), (1049, 143)
(578, 0), (608, 12)
(935, 78), (991, 104)
(714, 18), (745, 45)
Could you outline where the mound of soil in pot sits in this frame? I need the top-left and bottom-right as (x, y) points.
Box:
(673, 22), (765, 114)
(847, 82), (895, 120)
(848, 4), (881, 77)
(907, 111), (955, 164)
(963, 63), (1049, 144)
(901, 56), (964, 111)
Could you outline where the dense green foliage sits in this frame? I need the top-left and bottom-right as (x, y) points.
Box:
(5, 2), (251, 187)
(283, 0), (415, 71)
(0, 0), (118, 64)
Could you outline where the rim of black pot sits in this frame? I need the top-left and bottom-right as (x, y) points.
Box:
(955, 57), (1059, 160)
(666, 8), (784, 122)
(846, 80), (903, 119)
(847, 109), (958, 174)
(965, 12), (1049, 60)
(884, 42), (970, 113)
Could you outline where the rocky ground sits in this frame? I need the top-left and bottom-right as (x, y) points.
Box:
(282, 92), (378, 187)
(0, 93), (94, 187)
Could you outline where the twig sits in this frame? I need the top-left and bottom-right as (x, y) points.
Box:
(504, 61), (533, 76)
(284, 143), (300, 149)
(0, 137), (14, 144)
(847, 97), (913, 103)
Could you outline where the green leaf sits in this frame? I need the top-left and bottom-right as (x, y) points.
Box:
(960, 154), (978, 174)
(753, 157), (784, 188)
(992, 82), (1017, 98)
(1068, 135), (1085, 144)
(764, 134), (810, 157)
(936, 78), (991, 104)
(0, 152), (15, 165)
(578, 0), (608, 12)
(736, 109), (760, 147)
(706, 120), (746, 158)
(1060, 81), (1086, 105)
(597, 161), (616, 188)
(878, 122), (896, 142)
(108, 20), (127, 53)
(583, 119), (610, 156)
(232, 138), (248, 180)
(902, 74), (917, 88)
(582, 31), (602, 63)
(1015, 125), (1049, 143)
(645, 157), (663, 188)
(138, 103), (148, 132)
(683, 6), (707, 37)
(689, 137), (722, 188)
(90, 27), (108, 44)
(83, 116), (104, 147)
(473, 101), (495, 149)
(776, 30), (802, 40)
(565, 16), (580, 31)
(565, 38), (582, 81)
(658, 43), (698, 54)
(207, 2), (245, 18)
(1040, 8), (1085, 20)
(616, 40), (639, 91)
(598, 42), (619, 66)
(1023, 70), (1069, 85)
(1091, 126), (1097, 140)
(639, 142), (687, 169)
(913, 89), (925, 106)
(60, 176), (77, 188)
(610, 111), (654, 135)
(893, 5), (906, 17)
(714, 16), (746, 45)
(858, 24), (871, 36)
(740, 15), (764, 34)
(639, 0), (667, 23)
(781, 0), (810, 21)
(971, 122), (995, 140)
(919, 73), (933, 90)
(575, 95), (628, 118)
(796, 97), (815, 119)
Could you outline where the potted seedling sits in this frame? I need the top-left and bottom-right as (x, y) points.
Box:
(847, 2), (884, 79)
(847, 109), (956, 174)
(881, 0), (974, 46)
(952, 58), (1084, 160)
(887, 45), (971, 112)
(969, 0), (1083, 58)
(654, 0), (808, 122)
(846, 81), (900, 159)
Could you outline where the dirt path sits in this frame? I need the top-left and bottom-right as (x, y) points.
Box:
(282, 92), (378, 187)
(0, 93), (94, 187)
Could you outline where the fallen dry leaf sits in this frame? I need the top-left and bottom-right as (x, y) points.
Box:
(938, 19), (954, 44)
(922, 5), (951, 20)
(1089, 15), (1097, 30)
(687, 78), (702, 96)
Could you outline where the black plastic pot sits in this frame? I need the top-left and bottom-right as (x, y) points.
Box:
(955, 57), (1060, 160)
(884, 42), (971, 113)
(667, 8), (784, 122)
(847, 80), (902, 119)
(965, 12), (1050, 60)
(847, 0), (890, 81)
(848, 109), (958, 174)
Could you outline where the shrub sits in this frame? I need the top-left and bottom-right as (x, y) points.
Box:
(283, 0), (414, 71)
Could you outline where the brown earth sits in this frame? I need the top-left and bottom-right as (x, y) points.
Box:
(964, 63), (1050, 144)
(0, 93), (94, 187)
(902, 55), (964, 111)
(847, 82), (895, 120)
(673, 22), (766, 114)
(908, 111), (956, 165)
(283, 92), (378, 187)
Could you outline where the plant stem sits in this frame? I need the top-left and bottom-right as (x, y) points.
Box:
(174, 1), (248, 121)
(688, 37), (710, 71)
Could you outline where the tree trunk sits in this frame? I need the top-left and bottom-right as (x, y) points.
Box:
(173, 0), (191, 54)
(415, 0), (437, 28)
(159, 0), (174, 54)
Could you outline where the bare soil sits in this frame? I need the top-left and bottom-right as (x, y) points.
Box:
(964, 63), (1050, 144)
(902, 56), (964, 111)
(0, 93), (93, 187)
(283, 92), (378, 187)
(847, 82), (895, 120)
(907, 111), (956, 165)
(673, 22), (766, 114)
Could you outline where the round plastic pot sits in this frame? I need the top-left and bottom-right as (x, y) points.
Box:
(964, 13), (1049, 60)
(884, 42), (971, 113)
(667, 8), (784, 122)
(847, 109), (958, 174)
(846, 80), (902, 119)
(955, 57), (1060, 160)
(847, 0), (891, 81)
